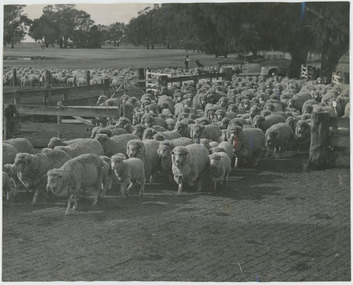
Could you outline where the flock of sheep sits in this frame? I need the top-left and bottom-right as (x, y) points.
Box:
(2, 71), (350, 215)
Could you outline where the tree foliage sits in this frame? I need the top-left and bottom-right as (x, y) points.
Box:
(3, 5), (31, 48)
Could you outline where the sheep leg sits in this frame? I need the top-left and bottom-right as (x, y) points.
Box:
(177, 183), (183, 196)
(139, 182), (145, 196)
(65, 194), (74, 215)
(121, 184), (128, 198)
(233, 156), (239, 168)
(72, 194), (78, 211)
(31, 189), (40, 206)
(126, 183), (134, 196)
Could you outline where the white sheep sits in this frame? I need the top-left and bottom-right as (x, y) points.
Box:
(171, 144), (209, 195)
(95, 134), (140, 157)
(265, 123), (294, 155)
(12, 150), (72, 206)
(208, 152), (231, 192)
(126, 139), (160, 183)
(3, 143), (18, 166)
(110, 154), (145, 197)
(54, 138), (103, 158)
(4, 138), (35, 154)
(46, 154), (106, 215)
(48, 137), (84, 149)
(210, 141), (234, 162)
(153, 131), (181, 141)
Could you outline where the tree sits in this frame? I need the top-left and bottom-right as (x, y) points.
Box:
(106, 22), (125, 47)
(3, 5), (31, 48)
(28, 14), (58, 47)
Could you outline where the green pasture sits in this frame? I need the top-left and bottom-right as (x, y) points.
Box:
(3, 43), (229, 70)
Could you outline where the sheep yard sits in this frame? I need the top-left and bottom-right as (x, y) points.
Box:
(2, 45), (351, 282)
(2, 153), (350, 282)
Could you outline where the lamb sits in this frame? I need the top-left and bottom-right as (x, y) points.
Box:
(171, 144), (209, 195)
(4, 138), (35, 154)
(208, 152), (231, 192)
(157, 138), (195, 181)
(11, 150), (72, 205)
(54, 138), (103, 158)
(46, 154), (106, 215)
(3, 172), (16, 201)
(153, 131), (181, 141)
(294, 120), (311, 152)
(3, 143), (18, 165)
(228, 126), (266, 167)
(253, 114), (286, 132)
(110, 154), (145, 197)
(95, 134), (140, 157)
(265, 123), (294, 154)
(190, 124), (222, 143)
(126, 139), (160, 183)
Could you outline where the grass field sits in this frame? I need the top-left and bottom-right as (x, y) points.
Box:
(3, 43), (229, 70)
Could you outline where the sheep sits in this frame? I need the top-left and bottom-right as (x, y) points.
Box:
(90, 126), (128, 138)
(153, 131), (181, 141)
(294, 120), (311, 152)
(165, 118), (176, 131)
(54, 138), (103, 158)
(210, 141), (234, 162)
(126, 139), (160, 183)
(95, 134), (140, 157)
(287, 92), (313, 112)
(190, 124), (222, 143)
(208, 152), (231, 192)
(142, 128), (158, 140)
(4, 138), (35, 154)
(227, 126), (266, 167)
(253, 114), (286, 132)
(46, 154), (106, 215)
(132, 124), (147, 139)
(265, 123), (294, 155)
(3, 143), (18, 165)
(200, 138), (219, 152)
(175, 121), (194, 138)
(285, 116), (300, 133)
(115, 117), (133, 133)
(171, 144), (209, 195)
(158, 95), (175, 113)
(3, 172), (16, 201)
(48, 137), (85, 149)
(11, 150), (72, 206)
(110, 154), (145, 197)
(142, 114), (165, 128)
(157, 138), (195, 181)
(100, 156), (113, 196)
(301, 99), (319, 114)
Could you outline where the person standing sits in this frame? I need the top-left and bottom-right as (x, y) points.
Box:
(184, 55), (190, 70)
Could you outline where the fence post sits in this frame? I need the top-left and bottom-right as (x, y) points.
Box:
(45, 70), (51, 88)
(224, 67), (233, 81)
(3, 104), (17, 140)
(12, 68), (17, 87)
(86, 71), (90, 86)
(137, 68), (146, 89)
(103, 78), (110, 95)
(308, 111), (330, 170)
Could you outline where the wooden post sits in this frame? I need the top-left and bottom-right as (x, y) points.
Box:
(57, 115), (62, 138)
(3, 104), (17, 140)
(12, 68), (17, 87)
(137, 68), (146, 88)
(103, 78), (110, 95)
(86, 71), (91, 86)
(62, 93), (68, 103)
(73, 76), (77, 87)
(308, 111), (330, 170)
(193, 78), (198, 86)
(45, 70), (51, 88)
(224, 67), (233, 81)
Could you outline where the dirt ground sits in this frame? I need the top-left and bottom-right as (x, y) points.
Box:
(2, 152), (350, 282)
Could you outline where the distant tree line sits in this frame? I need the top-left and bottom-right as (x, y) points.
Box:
(3, 3), (349, 78)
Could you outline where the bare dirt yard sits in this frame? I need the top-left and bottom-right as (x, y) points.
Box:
(2, 152), (350, 282)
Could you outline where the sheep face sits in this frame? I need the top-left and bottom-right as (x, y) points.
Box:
(48, 137), (64, 149)
(96, 95), (108, 106)
(228, 126), (243, 150)
(127, 142), (141, 158)
(166, 120), (175, 131)
(250, 106), (261, 119)
(295, 122), (311, 142)
(265, 131), (278, 148)
(191, 125), (205, 143)
(132, 125), (145, 138)
(220, 118), (229, 130)
(303, 105), (313, 114)
(115, 118), (131, 130)
(157, 143), (172, 159)
(111, 157), (125, 174)
(253, 115), (265, 129)
(285, 117), (298, 132)
(171, 149), (188, 168)
(46, 169), (69, 197)
(144, 117), (154, 128)
(287, 99), (295, 109)
(12, 153), (30, 174)
(143, 128), (157, 140)
(209, 153), (222, 168)
(175, 122), (187, 134)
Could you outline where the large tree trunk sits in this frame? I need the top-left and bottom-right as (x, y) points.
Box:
(288, 46), (309, 78)
(321, 40), (345, 83)
(59, 37), (63, 48)
(11, 41), (14, 48)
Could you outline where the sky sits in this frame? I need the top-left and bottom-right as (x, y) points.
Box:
(21, 3), (154, 41)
